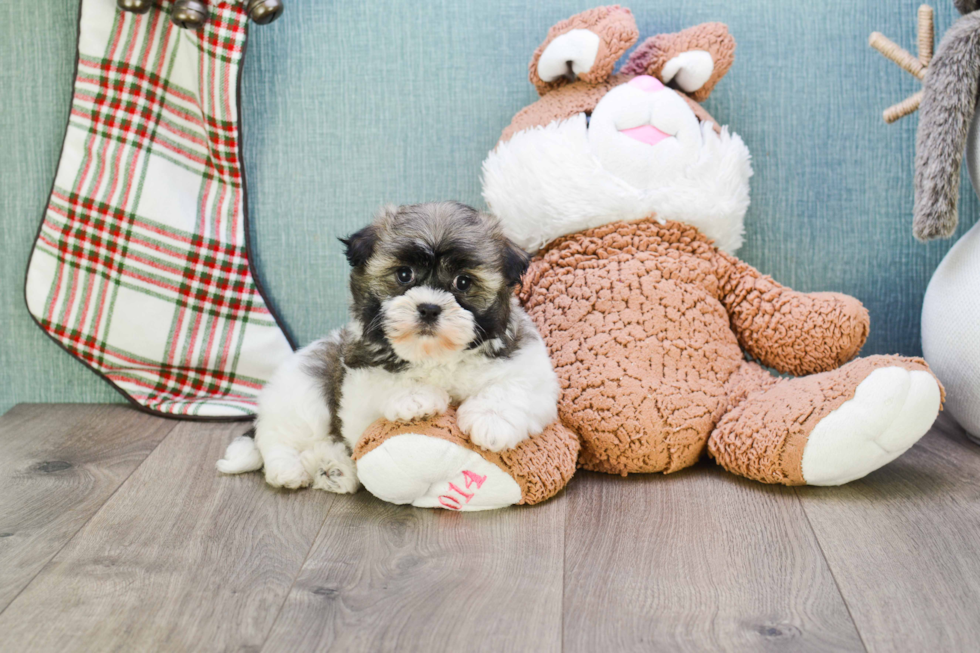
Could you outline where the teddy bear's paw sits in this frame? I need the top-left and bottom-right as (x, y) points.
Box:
(356, 434), (521, 511)
(801, 367), (941, 486)
(300, 441), (359, 495)
(457, 400), (530, 452)
(383, 386), (451, 423)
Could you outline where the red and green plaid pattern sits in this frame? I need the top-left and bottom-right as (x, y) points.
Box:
(25, 0), (294, 418)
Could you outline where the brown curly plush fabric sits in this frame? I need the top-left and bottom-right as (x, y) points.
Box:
(708, 356), (940, 484)
(717, 254), (870, 376)
(501, 76), (623, 144)
(485, 8), (942, 489)
(354, 408), (580, 505)
(620, 22), (737, 102)
(518, 217), (878, 476)
(503, 13), (736, 145)
(529, 5), (639, 96)
(498, 75), (720, 145)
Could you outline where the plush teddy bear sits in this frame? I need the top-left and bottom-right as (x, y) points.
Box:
(355, 5), (944, 511)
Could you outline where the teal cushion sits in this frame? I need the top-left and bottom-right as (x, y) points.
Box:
(1, 0), (975, 411)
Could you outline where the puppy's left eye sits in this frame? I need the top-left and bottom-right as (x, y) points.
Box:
(453, 275), (472, 292)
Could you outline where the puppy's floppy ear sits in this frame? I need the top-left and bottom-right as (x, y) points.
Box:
(339, 225), (378, 268)
(502, 239), (531, 287)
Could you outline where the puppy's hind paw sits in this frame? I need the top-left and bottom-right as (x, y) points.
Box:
(301, 442), (360, 494)
(314, 464), (360, 494)
(263, 454), (313, 490)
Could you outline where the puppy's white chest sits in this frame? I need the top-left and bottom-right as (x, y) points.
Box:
(337, 353), (491, 447)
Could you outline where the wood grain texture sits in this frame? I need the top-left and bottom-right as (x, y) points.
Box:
(262, 490), (565, 653)
(799, 413), (980, 652)
(0, 404), (176, 612)
(562, 466), (864, 653)
(3, 406), (979, 652)
(0, 420), (335, 652)
(4, 0), (976, 416)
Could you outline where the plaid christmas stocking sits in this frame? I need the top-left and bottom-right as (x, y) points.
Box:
(25, 0), (294, 419)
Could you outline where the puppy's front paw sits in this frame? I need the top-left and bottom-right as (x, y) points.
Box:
(458, 399), (531, 452)
(384, 385), (450, 423)
(301, 442), (360, 495)
(263, 453), (313, 490)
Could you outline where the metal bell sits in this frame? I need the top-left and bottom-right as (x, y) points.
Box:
(246, 0), (284, 25)
(117, 0), (153, 14)
(171, 0), (208, 29)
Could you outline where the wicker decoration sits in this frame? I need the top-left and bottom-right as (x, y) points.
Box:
(869, 4), (935, 123)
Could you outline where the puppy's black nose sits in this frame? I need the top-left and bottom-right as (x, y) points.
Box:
(417, 303), (442, 324)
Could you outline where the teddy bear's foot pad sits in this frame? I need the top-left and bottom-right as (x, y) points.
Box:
(801, 367), (941, 486)
(357, 434), (522, 511)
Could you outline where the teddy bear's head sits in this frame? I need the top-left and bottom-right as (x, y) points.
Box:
(482, 6), (752, 254)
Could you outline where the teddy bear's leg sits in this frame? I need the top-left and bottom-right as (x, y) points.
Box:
(353, 408), (579, 511)
(708, 356), (943, 486)
(568, 373), (728, 476)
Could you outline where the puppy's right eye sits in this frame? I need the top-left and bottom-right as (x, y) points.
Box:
(395, 267), (415, 285)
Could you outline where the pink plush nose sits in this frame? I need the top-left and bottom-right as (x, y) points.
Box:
(628, 75), (665, 93)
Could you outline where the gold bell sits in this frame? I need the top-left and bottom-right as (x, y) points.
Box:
(171, 0), (208, 30)
(117, 0), (153, 14)
(246, 0), (284, 25)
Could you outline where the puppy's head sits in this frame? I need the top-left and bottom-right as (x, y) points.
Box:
(341, 202), (530, 364)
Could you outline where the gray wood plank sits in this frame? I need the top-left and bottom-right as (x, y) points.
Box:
(799, 415), (980, 652)
(563, 465), (865, 653)
(0, 419), (335, 652)
(262, 490), (565, 653)
(0, 403), (177, 612)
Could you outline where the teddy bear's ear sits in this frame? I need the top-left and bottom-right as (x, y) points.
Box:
(529, 5), (639, 96)
(620, 23), (736, 102)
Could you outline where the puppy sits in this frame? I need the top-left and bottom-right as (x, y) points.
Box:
(217, 202), (560, 493)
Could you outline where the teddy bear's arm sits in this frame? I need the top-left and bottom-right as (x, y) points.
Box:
(715, 251), (870, 376)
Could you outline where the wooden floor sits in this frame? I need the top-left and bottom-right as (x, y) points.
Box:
(1, 406), (979, 652)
